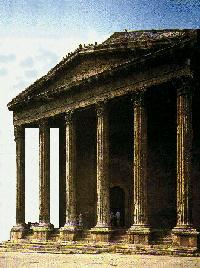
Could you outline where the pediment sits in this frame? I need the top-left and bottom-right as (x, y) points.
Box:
(8, 29), (198, 111)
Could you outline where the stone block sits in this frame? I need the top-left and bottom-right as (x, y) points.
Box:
(32, 224), (54, 241)
(59, 226), (83, 241)
(172, 227), (199, 250)
(128, 226), (151, 245)
(10, 225), (27, 241)
(90, 227), (112, 242)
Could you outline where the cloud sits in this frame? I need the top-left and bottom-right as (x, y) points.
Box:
(0, 67), (7, 76)
(24, 69), (38, 78)
(36, 48), (59, 70)
(0, 54), (16, 63)
(20, 57), (34, 68)
(12, 80), (28, 92)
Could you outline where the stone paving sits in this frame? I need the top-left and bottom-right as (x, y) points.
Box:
(0, 252), (200, 268)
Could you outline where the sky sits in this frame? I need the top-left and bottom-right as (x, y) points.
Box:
(0, 0), (200, 242)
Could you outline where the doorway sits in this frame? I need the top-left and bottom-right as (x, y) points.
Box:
(110, 186), (125, 227)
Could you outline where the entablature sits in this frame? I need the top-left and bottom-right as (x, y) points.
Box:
(13, 60), (192, 126)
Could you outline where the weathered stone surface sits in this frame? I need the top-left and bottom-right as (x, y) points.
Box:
(14, 125), (25, 226)
(129, 92), (151, 244)
(38, 119), (51, 225)
(12, 63), (192, 126)
(62, 111), (77, 229)
(59, 123), (66, 228)
(10, 125), (26, 241)
(172, 83), (198, 249)
(94, 101), (110, 228)
(7, 30), (200, 252)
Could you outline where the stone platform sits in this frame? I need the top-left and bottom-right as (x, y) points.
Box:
(8, 227), (200, 255)
(1, 240), (200, 257)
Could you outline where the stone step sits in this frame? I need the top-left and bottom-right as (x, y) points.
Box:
(151, 231), (172, 245)
(1, 242), (199, 256)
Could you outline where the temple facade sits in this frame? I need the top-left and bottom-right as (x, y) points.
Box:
(7, 30), (200, 252)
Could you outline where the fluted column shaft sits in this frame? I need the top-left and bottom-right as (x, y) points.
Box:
(176, 87), (193, 227)
(95, 102), (110, 228)
(64, 111), (77, 227)
(131, 93), (149, 228)
(39, 120), (50, 225)
(59, 124), (66, 228)
(14, 125), (25, 226)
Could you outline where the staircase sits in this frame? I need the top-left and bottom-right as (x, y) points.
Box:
(151, 229), (172, 245)
(81, 230), (91, 242)
(111, 228), (128, 243)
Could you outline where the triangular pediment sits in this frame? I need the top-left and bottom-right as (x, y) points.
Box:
(8, 29), (198, 111)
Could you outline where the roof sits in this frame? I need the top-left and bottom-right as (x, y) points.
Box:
(103, 29), (197, 45)
(8, 29), (199, 111)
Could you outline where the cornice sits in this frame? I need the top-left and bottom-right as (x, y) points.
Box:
(13, 64), (192, 126)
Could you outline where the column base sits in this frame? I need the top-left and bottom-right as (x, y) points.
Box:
(32, 223), (54, 241)
(128, 225), (151, 245)
(59, 225), (83, 241)
(10, 224), (28, 241)
(172, 226), (199, 250)
(90, 226), (112, 242)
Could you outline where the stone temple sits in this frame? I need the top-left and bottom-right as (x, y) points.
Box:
(6, 30), (200, 253)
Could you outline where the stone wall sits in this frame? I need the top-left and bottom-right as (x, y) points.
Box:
(147, 85), (177, 229)
(76, 108), (97, 228)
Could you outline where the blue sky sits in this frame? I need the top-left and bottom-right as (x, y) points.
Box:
(0, 0), (200, 242)
(0, 0), (200, 38)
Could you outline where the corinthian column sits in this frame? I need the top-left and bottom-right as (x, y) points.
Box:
(91, 100), (111, 245)
(11, 125), (26, 240)
(129, 92), (150, 244)
(172, 83), (198, 248)
(95, 101), (110, 229)
(15, 125), (25, 226)
(60, 111), (80, 241)
(38, 119), (51, 226)
(64, 111), (77, 228)
(59, 123), (66, 228)
(33, 119), (53, 240)
(176, 87), (193, 227)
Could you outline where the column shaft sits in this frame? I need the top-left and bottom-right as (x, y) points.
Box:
(59, 125), (66, 228)
(64, 111), (77, 227)
(176, 87), (193, 227)
(39, 120), (50, 225)
(95, 102), (110, 228)
(171, 83), (198, 249)
(15, 125), (25, 226)
(131, 93), (149, 229)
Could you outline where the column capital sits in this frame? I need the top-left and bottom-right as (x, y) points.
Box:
(177, 86), (193, 97)
(131, 91), (145, 108)
(96, 100), (108, 117)
(64, 110), (74, 124)
(173, 77), (194, 96)
(39, 118), (49, 128)
(14, 125), (25, 141)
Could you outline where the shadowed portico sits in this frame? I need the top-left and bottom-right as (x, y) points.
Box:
(7, 29), (200, 253)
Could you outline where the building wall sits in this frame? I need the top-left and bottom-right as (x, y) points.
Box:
(147, 85), (177, 229)
(76, 108), (97, 228)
